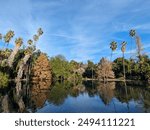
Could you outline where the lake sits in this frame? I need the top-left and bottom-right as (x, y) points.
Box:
(0, 81), (150, 113)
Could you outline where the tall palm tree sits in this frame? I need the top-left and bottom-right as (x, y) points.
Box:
(121, 41), (127, 81)
(37, 28), (43, 36)
(33, 34), (39, 42)
(129, 29), (136, 75)
(110, 41), (117, 61)
(0, 33), (3, 49)
(129, 29), (136, 56)
(8, 37), (23, 67)
(0, 33), (2, 40)
(3, 30), (15, 47)
(129, 29), (136, 37)
(16, 28), (44, 81)
(27, 39), (33, 45)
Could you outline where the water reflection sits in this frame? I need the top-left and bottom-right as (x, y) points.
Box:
(0, 80), (150, 113)
(97, 82), (115, 105)
(27, 80), (51, 112)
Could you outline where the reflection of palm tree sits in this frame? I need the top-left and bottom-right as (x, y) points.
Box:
(1, 95), (11, 112)
(121, 41), (127, 81)
(110, 41), (117, 61)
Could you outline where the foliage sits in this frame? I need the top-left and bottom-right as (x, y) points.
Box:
(32, 53), (52, 81)
(113, 57), (131, 78)
(113, 55), (150, 82)
(110, 41), (117, 51)
(0, 28), (150, 88)
(50, 55), (83, 82)
(83, 60), (96, 78)
(129, 29), (136, 37)
(0, 72), (9, 88)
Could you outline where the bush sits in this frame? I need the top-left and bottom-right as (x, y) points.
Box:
(0, 72), (9, 88)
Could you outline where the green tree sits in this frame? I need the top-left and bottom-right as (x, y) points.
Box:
(83, 60), (96, 79)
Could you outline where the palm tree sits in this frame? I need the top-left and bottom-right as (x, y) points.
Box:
(129, 29), (136, 75)
(3, 30), (15, 47)
(7, 37), (23, 67)
(129, 29), (136, 37)
(27, 39), (33, 45)
(0, 33), (3, 49)
(0, 33), (2, 40)
(16, 28), (44, 81)
(110, 41), (117, 61)
(33, 34), (39, 42)
(121, 41), (127, 81)
(129, 29), (136, 56)
(37, 28), (43, 36)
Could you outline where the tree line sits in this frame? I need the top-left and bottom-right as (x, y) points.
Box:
(0, 29), (150, 88)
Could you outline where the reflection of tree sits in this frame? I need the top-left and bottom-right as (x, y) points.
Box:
(115, 83), (150, 112)
(69, 84), (85, 97)
(1, 95), (12, 112)
(115, 83), (139, 103)
(97, 82), (115, 105)
(83, 81), (97, 97)
(29, 80), (51, 110)
(138, 88), (150, 112)
(0, 81), (25, 113)
(47, 82), (69, 106)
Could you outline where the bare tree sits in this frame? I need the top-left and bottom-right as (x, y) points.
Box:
(97, 58), (115, 81)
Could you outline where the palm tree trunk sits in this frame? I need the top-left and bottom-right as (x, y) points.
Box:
(92, 67), (93, 80)
(8, 45), (20, 67)
(16, 54), (31, 81)
(123, 52), (126, 81)
(92, 67), (93, 87)
(130, 38), (133, 75)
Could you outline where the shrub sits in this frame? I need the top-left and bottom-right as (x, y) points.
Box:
(0, 72), (9, 88)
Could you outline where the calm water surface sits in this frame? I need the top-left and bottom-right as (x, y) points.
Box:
(0, 81), (150, 113)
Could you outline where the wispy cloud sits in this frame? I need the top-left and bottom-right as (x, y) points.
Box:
(0, 0), (150, 62)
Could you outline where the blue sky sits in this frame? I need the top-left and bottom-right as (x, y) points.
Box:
(0, 0), (150, 63)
